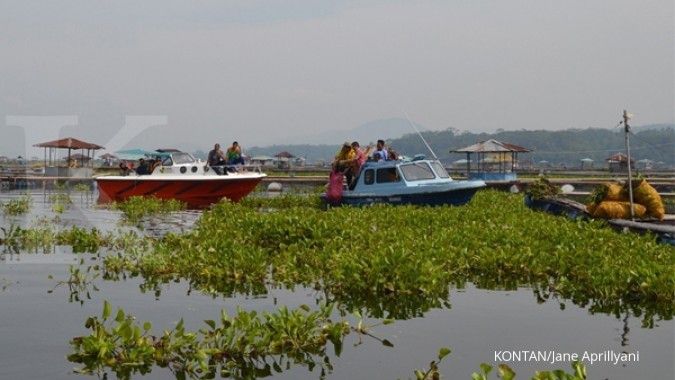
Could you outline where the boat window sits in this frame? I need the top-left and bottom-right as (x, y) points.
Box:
(430, 161), (450, 178)
(376, 168), (400, 183)
(363, 169), (374, 185)
(161, 156), (173, 166)
(171, 153), (195, 165)
(400, 162), (436, 181)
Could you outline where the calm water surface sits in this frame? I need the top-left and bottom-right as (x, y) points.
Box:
(0, 191), (672, 379)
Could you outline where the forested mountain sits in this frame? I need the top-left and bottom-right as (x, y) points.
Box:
(248, 125), (674, 166)
(391, 126), (674, 165)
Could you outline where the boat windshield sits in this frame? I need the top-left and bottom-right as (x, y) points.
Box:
(400, 162), (437, 181)
(171, 152), (195, 165)
(430, 161), (450, 178)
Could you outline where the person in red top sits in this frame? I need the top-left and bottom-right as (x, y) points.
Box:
(352, 141), (371, 167)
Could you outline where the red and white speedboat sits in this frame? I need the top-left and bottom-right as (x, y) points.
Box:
(96, 150), (266, 208)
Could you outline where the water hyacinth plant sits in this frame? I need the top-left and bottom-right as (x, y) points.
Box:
(1, 195), (32, 216)
(100, 191), (673, 322)
(113, 196), (186, 224)
(69, 301), (350, 380)
(70, 302), (591, 380)
(0, 223), (150, 255)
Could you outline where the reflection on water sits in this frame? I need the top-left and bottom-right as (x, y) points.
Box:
(0, 263), (672, 380)
(0, 190), (201, 235)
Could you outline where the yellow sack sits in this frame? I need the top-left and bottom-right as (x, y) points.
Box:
(591, 201), (646, 219)
(603, 183), (625, 201)
(589, 182), (626, 205)
(627, 179), (665, 220)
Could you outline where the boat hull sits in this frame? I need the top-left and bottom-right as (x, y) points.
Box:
(96, 177), (263, 208)
(326, 186), (483, 207)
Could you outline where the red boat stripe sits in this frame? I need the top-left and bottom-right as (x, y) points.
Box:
(142, 182), (172, 196)
(117, 181), (140, 196)
(174, 182), (203, 195)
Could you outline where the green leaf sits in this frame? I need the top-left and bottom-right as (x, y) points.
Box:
(479, 363), (492, 375)
(143, 321), (152, 332)
(102, 300), (111, 320)
(498, 364), (515, 380)
(438, 347), (451, 361)
(204, 320), (216, 329)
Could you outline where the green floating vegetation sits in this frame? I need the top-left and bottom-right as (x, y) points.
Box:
(49, 192), (73, 205)
(73, 183), (92, 192)
(1, 195), (32, 216)
(69, 301), (350, 380)
(70, 303), (590, 380)
(49, 192), (73, 214)
(239, 193), (324, 210)
(0, 223), (150, 255)
(103, 191), (674, 321)
(113, 196), (187, 224)
(525, 177), (561, 200)
(49, 259), (101, 305)
(411, 348), (586, 380)
(469, 362), (586, 380)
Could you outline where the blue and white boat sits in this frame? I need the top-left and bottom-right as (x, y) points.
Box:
(323, 158), (486, 206)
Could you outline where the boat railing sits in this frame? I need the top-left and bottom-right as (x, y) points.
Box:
(206, 164), (264, 175)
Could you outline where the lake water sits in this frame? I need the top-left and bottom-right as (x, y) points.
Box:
(0, 191), (672, 379)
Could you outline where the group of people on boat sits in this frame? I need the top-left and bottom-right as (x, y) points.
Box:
(332, 139), (398, 189)
(118, 157), (161, 176)
(207, 142), (245, 174)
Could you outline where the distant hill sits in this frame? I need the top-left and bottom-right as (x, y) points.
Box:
(283, 117), (429, 145)
(629, 123), (674, 133)
(248, 124), (675, 165)
(248, 117), (438, 161)
(390, 125), (674, 166)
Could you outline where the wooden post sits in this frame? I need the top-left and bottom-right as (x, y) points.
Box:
(624, 110), (635, 220)
(466, 152), (470, 177)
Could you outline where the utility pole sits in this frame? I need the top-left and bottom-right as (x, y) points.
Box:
(623, 110), (635, 220)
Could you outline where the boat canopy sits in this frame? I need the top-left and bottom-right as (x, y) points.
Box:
(115, 149), (189, 162)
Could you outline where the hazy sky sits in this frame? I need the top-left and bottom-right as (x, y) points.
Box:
(1, 0), (673, 156)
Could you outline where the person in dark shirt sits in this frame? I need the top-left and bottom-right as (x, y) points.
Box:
(207, 143), (227, 174)
(135, 158), (149, 175)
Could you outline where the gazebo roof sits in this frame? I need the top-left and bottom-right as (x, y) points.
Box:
(606, 153), (634, 162)
(33, 137), (104, 150)
(274, 151), (295, 158)
(450, 139), (531, 153)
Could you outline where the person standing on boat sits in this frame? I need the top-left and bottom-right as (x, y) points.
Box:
(226, 141), (245, 166)
(332, 142), (356, 185)
(352, 141), (372, 168)
(347, 141), (372, 188)
(208, 143), (227, 174)
(374, 139), (388, 161)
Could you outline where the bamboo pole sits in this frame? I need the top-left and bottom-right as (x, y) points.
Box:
(624, 110), (635, 220)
